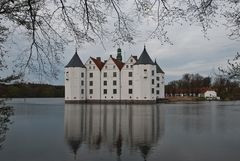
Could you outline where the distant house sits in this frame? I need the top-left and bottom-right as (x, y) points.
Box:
(204, 90), (217, 98)
(199, 90), (220, 100)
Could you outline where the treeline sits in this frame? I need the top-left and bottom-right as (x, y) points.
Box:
(166, 73), (240, 100)
(0, 83), (64, 98)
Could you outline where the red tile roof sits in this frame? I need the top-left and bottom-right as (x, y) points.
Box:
(90, 57), (105, 70)
(111, 57), (125, 70)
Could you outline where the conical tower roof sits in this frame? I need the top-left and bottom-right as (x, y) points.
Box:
(65, 50), (86, 68)
(155, 60), (164, 74)
(135, 46), (154, 65)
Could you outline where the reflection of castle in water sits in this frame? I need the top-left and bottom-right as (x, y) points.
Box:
(64, 104), (165, 160)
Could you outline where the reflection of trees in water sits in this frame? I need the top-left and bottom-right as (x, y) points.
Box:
(64, 104), (164, 160)
(0, 100), (14, 150)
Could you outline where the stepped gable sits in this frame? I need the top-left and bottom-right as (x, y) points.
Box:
(155, 60), (164, 74)
(135, 46), (154, 65)
(111, 56), (125, 70)
(65, 50), (86, 68)
(90, 57), (105, 70)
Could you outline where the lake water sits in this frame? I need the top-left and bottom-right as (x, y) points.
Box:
(1, 98), (240, 161)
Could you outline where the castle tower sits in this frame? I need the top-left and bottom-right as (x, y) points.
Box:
(116, 48), (122, 62)
(65, 50), (86, 102)
(133, 46), (156, 102)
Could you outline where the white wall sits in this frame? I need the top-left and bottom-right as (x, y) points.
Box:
(65, 67), (86, 101)
(85, 58), (101, 100)
(121, 56), (136, 100)
(101, 58), (121, 100)
(156, 73), (165, 98)
(133, 65), (156, 100)
(204, 91), (217, 98)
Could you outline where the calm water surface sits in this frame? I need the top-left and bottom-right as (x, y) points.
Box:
(1, 98), (240, 161)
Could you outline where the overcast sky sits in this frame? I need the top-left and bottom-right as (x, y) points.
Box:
(4, 13), (239, 85)
(47, 22), (239, 85)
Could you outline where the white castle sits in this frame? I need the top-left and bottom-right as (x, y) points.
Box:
(65, 46), (165, 103)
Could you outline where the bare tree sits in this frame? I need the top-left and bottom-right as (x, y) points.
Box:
(0, 0), (239, 80)
(219, 52), (240, 81)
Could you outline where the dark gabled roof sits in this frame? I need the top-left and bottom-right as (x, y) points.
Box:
(65, 51), (85, 68)
(135, 46), (155, 65)
(155, 60), (164, 74)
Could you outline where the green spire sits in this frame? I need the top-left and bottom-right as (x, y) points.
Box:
(117, 48), (122, 62)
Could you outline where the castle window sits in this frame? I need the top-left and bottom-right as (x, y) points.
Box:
(89, 81), (93, 86)
(104, 81), (107, 86)
(89, 73), (93, 78)
(126, 65), (128, 68)
(104, 89), (107, 94)
(152, 70), (154, 76)
(157, 76), (160, 81)
(152, 79), (154, 85)
(93, 66), (95, 69)
(157, 90), (159, 94)
(129, 80), (132, 85)
(104, 72), (107, 77)
(81, 89), (84, 94)
(89, 89), (93, 94)
(81, 80), (84, 86)
(66, 72), (69, 81)
(128, 89), (132, 94)
(130, 65), (133, 68)
(113, 89), (117, 94)
(113, 80), (117, 85)
(128, 72), (132, 77)
(105, 65), (107, 69)
(113, 72), (117, 77)
(144, 69), (147, 72)
(152, 88), (154, 94)
(81, 72), (84, 78)
(157, 83), (159, 87)
(113, 65), (115, 69)
(89, 66), (91, 69)
(89, 61), (92, 64)
(130, 59), (133, 62)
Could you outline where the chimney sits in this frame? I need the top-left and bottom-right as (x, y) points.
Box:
(96, 57), (101, 61)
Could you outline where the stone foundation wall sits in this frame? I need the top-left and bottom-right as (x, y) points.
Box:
(65, 99), (159, 104)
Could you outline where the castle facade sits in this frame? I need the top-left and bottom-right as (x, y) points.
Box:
(65, 47), (165, 103)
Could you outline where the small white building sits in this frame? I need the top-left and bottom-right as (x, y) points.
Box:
(65, 46), (165, 103)
(204, 90), (218, 100)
